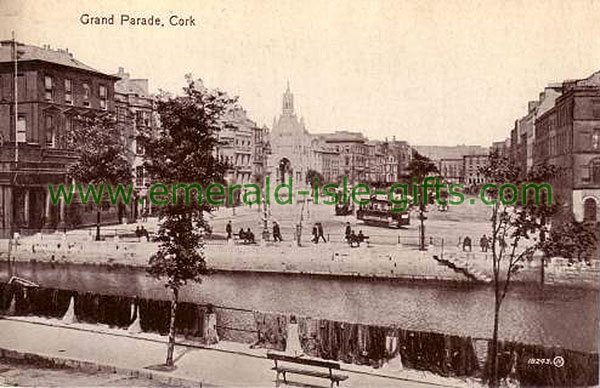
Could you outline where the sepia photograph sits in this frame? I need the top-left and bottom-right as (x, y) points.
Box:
(0, 0), (598, 387)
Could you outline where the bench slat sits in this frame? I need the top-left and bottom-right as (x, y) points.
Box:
(272, 366), (348, 381)
(267, 352), (341, 369)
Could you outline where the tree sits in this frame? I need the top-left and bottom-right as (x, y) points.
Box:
(68, 114), (133, 240)
(407, 150), (438, 250)
(521, 162), (562, 287)
(143, 75), (231, 367)
(305, 169), (324, 187)
(479, 152), (564, 387)
(543, 216), (597, 263)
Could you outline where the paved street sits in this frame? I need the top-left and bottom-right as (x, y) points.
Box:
(0, 360), (164, 387)
(0, 318), (482, 388)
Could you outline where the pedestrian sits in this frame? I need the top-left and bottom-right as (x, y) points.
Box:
(463, 236), (472, 252)
(226, 220), (232, 240)
(480, 234), (488, 252)
(349, 230), (360, 247)
(273, 221), (283, 242)
(358, 230), (368, 243)
(312, 224), (318, 244)
(245, 228), (255, 244)
(345, 222), (351, 242)
(317, 222), (327, 243)
(135, 226), (141, 238)
(140, 226), (150, 241)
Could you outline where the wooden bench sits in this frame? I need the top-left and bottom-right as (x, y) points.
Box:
(267, 352), (348, 388)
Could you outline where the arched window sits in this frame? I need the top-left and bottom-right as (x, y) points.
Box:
(583, 198), (597, 222)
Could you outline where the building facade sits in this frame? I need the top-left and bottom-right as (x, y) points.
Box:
(534, 71), (600, 223)
(438, 158), (464, 184)
(113, 66), (156, 217)
(462, 154), (488, 187)
(0, 40), (119, 237)
(266, 84), (323, 188)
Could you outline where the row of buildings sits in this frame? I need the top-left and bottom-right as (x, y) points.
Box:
(493, 71), (600, 224)
(414, 145), (490, 188)
(0, 40), (418, 237)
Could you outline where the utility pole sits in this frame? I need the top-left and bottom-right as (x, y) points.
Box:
(12, 31), (18, 163)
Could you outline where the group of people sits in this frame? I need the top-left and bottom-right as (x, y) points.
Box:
(461, 234), (491, 252)
(345, 222), (368, 248)
(135, 225), (150, 241)
(226, 221), (257, 244)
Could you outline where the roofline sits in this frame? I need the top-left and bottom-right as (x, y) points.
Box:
(0, 58), (120, 80)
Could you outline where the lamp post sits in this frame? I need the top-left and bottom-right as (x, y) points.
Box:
(261, 195), (270, 244)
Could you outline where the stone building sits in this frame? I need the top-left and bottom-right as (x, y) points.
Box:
(510, 84), (563, 174)
(213, 106), (259, 206)
(253, 125), (270, 184)
(534, 71), (600, 223)
(322, 131), (369, 184)
(113, 66), (156, 217)
(266, 84), (323, 188)
(438, 158), (464, 184)
(462, 154), (488, 186)
(0, 40), (119, 237)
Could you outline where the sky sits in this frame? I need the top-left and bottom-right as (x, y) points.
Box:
(2, 0), (600, 146)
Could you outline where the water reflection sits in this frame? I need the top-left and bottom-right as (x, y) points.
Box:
(1, 260), (597, 352)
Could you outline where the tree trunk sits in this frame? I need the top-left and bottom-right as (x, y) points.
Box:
(95, 209), (101, 241)
(419, 210), (425, 251)
(540, 255), (545, 289)
(490, 293), (501, 387)
(165, 287), (179, 367)
(540, 215), (546, 289)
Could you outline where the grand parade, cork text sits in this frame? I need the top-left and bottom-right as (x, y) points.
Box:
(79, 13), (196, 27)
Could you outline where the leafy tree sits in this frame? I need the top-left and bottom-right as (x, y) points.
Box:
(521, 162), (562, 286)
(543, 216), (597, 263)
(68, 114), (133, 240)
(143, 75), (231, 367)
(479, 151), (565, 387)
(407, 150), (438, 250)
(305, 169), (324, 187)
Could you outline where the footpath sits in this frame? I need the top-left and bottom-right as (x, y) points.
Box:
(0, 317), (482, 388)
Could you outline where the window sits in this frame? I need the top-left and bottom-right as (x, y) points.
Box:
(65, 117), (74, 147)
(593, 100), (600, 118)
(44, 76), (53, 101)
(136, 137), (144, 155)
(45, 115), (55, 148)
(16, 115), (26, 143)
(592, 129), (600, 150)
(99, 85), (107, 110)
(136, 166), (144, 187)
(592, 159), (600, 184)
(64, 79), (73, 104)
(82, 83), (90, 107)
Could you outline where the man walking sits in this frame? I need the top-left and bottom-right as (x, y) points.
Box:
(480, 234), (488, 252)
(317, 222), (327, 243)
(273, 221), (283, 242)
(226, 220), (232, 240)
(463, 236), (472, 252)
(312, 224), (319, 244)
(344, 222), (351, 242)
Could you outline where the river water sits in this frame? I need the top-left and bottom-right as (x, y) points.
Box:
(1, 261), (597, 353)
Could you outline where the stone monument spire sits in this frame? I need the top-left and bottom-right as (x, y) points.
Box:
(282, 81), (294, 116)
